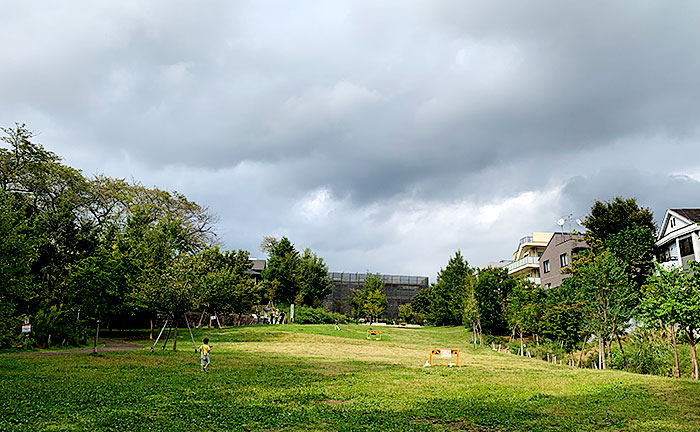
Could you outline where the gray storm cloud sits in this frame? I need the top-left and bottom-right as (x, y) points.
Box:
(2, 1), (700, 277)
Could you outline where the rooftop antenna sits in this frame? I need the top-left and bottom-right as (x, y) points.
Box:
(557, 217), (566, 241)
(557, 215), (586, 242)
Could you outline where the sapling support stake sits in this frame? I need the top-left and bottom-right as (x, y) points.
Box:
(162, 323), (172, 350)
(150, 319), (169, 352)
(185, 314), (197, 352)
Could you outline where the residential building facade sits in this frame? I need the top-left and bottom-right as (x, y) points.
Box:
(505, 232), (554, 284)
(656, 208), (700, 270)
(539, 232), (588, 288)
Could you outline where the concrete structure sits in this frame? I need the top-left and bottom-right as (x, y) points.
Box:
(505, 232), (554, 284)
(539, 233), (588, 288)
(324, 272), (429, 320)
(656, 208), (700, 270)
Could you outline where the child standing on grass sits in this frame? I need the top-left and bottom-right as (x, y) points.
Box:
(199, 337), (212, 372)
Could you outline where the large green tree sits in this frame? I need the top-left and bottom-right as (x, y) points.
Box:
(583, 197), (656, 291)
(473, 267), (515, 335)
(576, 250), (633, 369)
(539, 278), (587, 365)
(505, 280), (544, 356)
(0, 192), (40, 346)
(430, 250), (474, 326)
(296, 248), (333, 307)
(351, 273), (388, 325)
(262, 237), (300, 304)
(198, 246), (261, 323)
(0, 124), (220, 347)
(644, 262), (700, 380)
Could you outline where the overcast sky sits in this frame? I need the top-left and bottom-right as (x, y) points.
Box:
(3, 1), (700, 281)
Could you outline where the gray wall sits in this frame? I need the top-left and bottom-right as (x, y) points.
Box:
(324, 272), (429, 320)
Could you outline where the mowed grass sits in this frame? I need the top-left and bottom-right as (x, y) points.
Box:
(1, 325), (700, 431)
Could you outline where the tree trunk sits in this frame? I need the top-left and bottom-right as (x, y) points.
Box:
(149, 319), (154, 340)
(519, 329), (524, 356)
(173, 324), (178, 352)
(578, 338), (586, 368)
(93, 320), (100, 354)
(671, 324), (680, 379)
(162, 326), (172, 350)
(615, 332), (628, 370)
(686, 328), (698, 380)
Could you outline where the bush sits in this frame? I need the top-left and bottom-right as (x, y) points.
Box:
(294, 306), (344, 324)
(31, 305), (87, 348)
(0, 304), (22, 348)
(398, 304), (426, 325)
(609, 330), (678, 377)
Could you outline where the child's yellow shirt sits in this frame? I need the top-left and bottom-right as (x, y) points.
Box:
(200, 344), (211, 358)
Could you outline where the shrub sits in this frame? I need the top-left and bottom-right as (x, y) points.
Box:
(398, 304), (425, 325)
(294, 306), (344, 324)
(609, 330), (679, 377)
(31, 305), (87, 348)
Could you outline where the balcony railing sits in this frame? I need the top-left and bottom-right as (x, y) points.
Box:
(506, 256), (539, 273)
(518, 236), (533, 246)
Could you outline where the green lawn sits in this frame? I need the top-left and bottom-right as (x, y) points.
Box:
(1, 324), (699, 431)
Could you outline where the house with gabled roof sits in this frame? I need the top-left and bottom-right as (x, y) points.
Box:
(656, 208), (700, 269)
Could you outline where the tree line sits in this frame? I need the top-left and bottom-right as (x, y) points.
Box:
(0, 124), (333, 349)
(401, 197), (700, 380)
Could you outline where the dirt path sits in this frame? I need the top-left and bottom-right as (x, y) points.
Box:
(5, 339), (144, 357)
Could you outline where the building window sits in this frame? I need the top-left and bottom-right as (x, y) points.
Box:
(545, 283), (552, 289)
(560, 253), (568, 267)
(670, 218), (676, 228)
(679, 237), (694, 257)
(543, 260), (550, 273)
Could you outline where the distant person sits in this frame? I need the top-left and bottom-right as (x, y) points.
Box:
(334, 318), (340, 331)
(251, 312), (258, 325)
(279, 311), (286, 324)
(199, 337), (212, 372)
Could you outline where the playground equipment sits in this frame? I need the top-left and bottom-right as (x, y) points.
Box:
(366, 329), (381, 340)
(427, 349), (461, 367)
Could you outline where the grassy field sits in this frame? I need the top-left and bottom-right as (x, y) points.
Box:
(1, 324), (700, 431)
